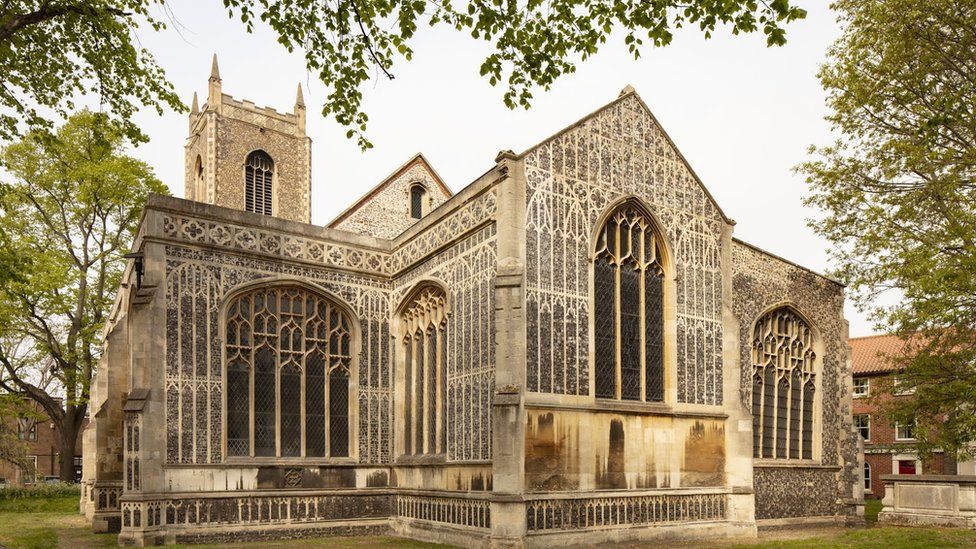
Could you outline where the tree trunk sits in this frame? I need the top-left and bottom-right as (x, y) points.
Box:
(57, 406), (84, 482)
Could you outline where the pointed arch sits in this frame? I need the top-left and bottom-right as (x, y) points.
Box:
(244, 150), (274, 216)
(750, 303), (821, 461)
(395, 280), (449, 457)
(590, 197), (673, 402)
(221, 278), (359, 461)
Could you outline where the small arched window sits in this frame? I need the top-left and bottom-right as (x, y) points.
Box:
(193, 155), (205, 201)
(864, 461), (872, 491)
(410, 184), (426, 219)
(245, 150), (274, 216)
(400, 285), (447, 455)
(593, 201), (666, 402)
(751, 307), (817, 460)
(225, 285), (352, 459)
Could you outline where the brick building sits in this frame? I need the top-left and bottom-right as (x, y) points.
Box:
(851, 334), (954, 500)
(82, 58), (862, 546)
(0, 402), (85, 485)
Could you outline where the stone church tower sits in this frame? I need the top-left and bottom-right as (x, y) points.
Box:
(184, 55), (311, 223)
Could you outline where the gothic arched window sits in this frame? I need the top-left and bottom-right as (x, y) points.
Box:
(751, 307), (817, 460)
(225, 285), (352, 459)
(593, 202), (666, 402)
(245, 150), (274, 215)
(400, 285), (447, 455)
(410, 184), (426, 219)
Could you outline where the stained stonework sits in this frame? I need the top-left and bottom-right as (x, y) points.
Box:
(86, 86), (861, 547)
(330, 154), (453, 240)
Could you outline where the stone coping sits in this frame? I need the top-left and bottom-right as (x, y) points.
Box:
(880, 474), (976, 484)
(118, 486), (731, 503)
(752, 460), (841, 470)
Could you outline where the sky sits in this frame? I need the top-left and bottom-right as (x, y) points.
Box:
(126, 0), (879, 336)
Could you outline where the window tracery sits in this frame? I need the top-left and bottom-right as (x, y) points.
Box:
(401, 285), (447, 455)
(593, 202), (666, 402)
(751, 307), (817, 460)
(225, 285), (352, 459)
(244, 150), (273, 215)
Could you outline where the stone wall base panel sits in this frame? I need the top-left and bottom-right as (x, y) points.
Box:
(521, 520), (756, 547)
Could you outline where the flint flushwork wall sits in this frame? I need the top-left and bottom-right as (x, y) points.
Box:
(523, 94), (724, 404)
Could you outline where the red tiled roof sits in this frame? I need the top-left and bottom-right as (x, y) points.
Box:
(850, 334), (906, 375)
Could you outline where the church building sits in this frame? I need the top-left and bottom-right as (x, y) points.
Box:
(81, 56), (863, 546)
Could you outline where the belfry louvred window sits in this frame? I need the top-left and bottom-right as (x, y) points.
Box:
(244, 150), (273, 215)
(593, 202), (666, 402)
(751, 308), (817, 460)
(225, 285), (352, 459)
(401, 285), (447, 455)
(410, 185), (425, 219)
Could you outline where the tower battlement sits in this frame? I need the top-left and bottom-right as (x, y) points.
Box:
(184, 54), (311, 223)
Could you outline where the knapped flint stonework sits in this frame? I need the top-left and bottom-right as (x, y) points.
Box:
(523, 94), (725, 405)
(84, 83), (862, 547)
(331, 155), (453, 240)
(731, 240), (860, 520)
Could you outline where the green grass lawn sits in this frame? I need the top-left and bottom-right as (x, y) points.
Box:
(2, 496), (976, 549)
(865, 498), (884, 523)
(727, 527), (976, 549)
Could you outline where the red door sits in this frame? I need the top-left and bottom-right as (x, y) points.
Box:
(898, 460), (917, 475)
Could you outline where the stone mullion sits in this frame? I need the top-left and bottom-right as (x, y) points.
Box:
(639, 227), (647, 403)
(274, 294), (282, 458)
(190, 275), (197, 463)
(755, 363), (765, 459)
(422, 326), (431, 455)
(248, 297), (256, 458)
(613, 220), (622, 400)
(435, 324), (443, 455)
(299, 301), (307, 459)
(785, 361), (793, 459)
(409, 331), (418, 455)
(324, 303), (332, 459)
(798, 375), (807, 460)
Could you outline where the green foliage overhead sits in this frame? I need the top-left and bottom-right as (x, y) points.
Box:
(0, 1), (183, 144)
(1, 0), (806, 150)
(0, 110), (167, 479)
(801, 0), (976, 459)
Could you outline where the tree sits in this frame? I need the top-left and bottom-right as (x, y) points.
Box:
(0, 110), (167, 481)
(1, 0), (806, 149)
(0, 393), (38, 480)
(801, 0), (976, 459)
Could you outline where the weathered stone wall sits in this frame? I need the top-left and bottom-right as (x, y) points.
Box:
(392, 224), (497, 463)
(163, 244), (393, 465)
(731, 239), (859, 520)
(185, 90), (311, 224)
(333, 157), (452, 240)
(524, 410), (725, 492)
(522, 92), (726, 404)
(212, 115), (311, 224)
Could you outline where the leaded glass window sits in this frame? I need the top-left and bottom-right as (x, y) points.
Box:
(225, 285), (352, 459)
(593, 203), (666, 402)
(245, 150), (273, 215)
(751, 307), (817, 460)
(401, 285), (447, 455)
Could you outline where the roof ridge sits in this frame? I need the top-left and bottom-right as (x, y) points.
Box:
(326, 153), (451, 228)
(849, 333), (897, 340)
(514, 88), (733, 225)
